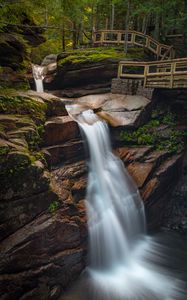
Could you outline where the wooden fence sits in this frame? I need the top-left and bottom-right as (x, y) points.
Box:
(93, 30), (175, 60)
(118, 58), (187, 89)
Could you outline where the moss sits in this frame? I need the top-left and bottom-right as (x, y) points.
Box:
(0, 146), (9, 157)
(0, 92), (48, 187)
(120, 112), (185, 154)
(58, 47), (144, 67)
(48, 200), (60, 214)
(0, 94), (47, 124)
(0, 150), (31, 177)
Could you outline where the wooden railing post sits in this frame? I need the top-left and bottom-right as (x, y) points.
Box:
(143, 65), (148, 88)
(101, 31), (105, 44)
(157, 45), (161, 60)
(145, 36), (149, 48)
(117, 32), (121, 44)
(170, 61), (175, 88)
(131, 32), (135, 45)
(92, 31), (96, 44)
(118, 63), (122, 78)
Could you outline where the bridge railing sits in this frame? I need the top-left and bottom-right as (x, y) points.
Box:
(118, 58), (187, 89)
(93, 30), (175, 60)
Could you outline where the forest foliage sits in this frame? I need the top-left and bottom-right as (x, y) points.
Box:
(0, 0), (187, 54)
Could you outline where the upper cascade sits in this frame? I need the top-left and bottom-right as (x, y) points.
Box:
(32, 64), (45, 93)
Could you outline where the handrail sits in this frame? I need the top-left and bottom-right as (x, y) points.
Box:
(93, 30), (175, 60)
(118, 58), (187, 89)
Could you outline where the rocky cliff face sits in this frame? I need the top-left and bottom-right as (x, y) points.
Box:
(0, 16), (45, 90)
(0, 91), (86, 300)
(0, 90), (186, 299)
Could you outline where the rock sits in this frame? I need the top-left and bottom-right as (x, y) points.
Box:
(4, 16), (45, 47)
(43, 116), (80, 146)
(43, 139), (84, 165)
(0, 66), (28, 89)
(97, 110), (142, 127)
(42, 54), (57, 66)
(0, 156), (50, 201)
(141, 178), (159, 201)
(102, 94), (150, 111)
(71, 178), (87, 202)
(141, 154), (183, 229)
(47, 59), (118, 91)
(64, 93), (153, 129)
(76, 93), (110, 109)
(0, 210), (86, 300)
(0, 33), (27, 70)
(0, 190), (58, 241)
(115, 146), (152, 164)
(99, 96), (152, 128)
(16, 90), (68, 117)
(127, 162), (154, 188)
(49, 285), (62, 300)
(51, 83), (111, 98)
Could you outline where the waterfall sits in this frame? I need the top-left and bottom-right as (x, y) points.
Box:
(32, 64), (45, 93)
(63, 106), (185, 300)
(78, 110), (145, 270)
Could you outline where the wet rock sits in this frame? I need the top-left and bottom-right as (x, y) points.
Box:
(71, 178), (87, 202)
(43, 116), (80, 146)
(0, 157), (50, 201)
(127, 162), (154, 188)
(43, 139), (84, 165)
(0, 190), (57, 241)
(102, 94), (150, 111)
(45, 59), (119, 91)
(0, 210), (86, 300)
(52, 83), (111, 98)
(16, 90), (68, 117)
(65, 93), (153, 130)
(49, 285), (62, 300)
(98, 110), (143, 127)
(142, 154), (183, 229)
(42, 54), (57, 66)
(115, 146), (152, 164)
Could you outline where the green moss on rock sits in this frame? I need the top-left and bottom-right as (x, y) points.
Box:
(120, 111), (185, 154)
(0, 92), (49, 199)
(0, 94), (47, 124)
(58, 47), (144, 67)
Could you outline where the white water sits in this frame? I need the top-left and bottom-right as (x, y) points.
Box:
(64, 107), (185, 300)
(32, 64), (45, 92)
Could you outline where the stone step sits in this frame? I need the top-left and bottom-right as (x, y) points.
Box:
(43, 116), (80, 146)
(43, 139), (84, 166)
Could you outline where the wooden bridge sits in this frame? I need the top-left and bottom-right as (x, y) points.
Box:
(117, 58), (187, 89)
(93, 30), (175, 60)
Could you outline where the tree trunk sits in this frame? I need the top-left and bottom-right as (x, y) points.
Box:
(61, 24), (65, 52)
(124, 0), (130, 53)
(154, 12), (160, 40)
(111, 3), (115, 30)
(105, 18), (109, 30)
(72, 22), (77, 49)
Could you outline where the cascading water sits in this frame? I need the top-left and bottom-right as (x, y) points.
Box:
(62, 106), (186, 300)
(78, 110), (146, 271)
(32, 64), (45, 92)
